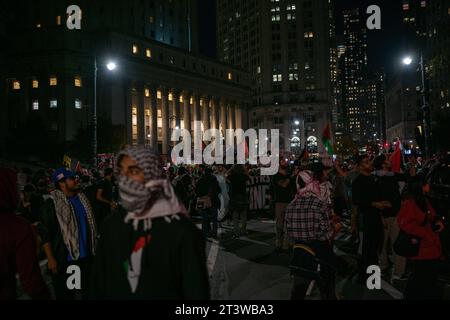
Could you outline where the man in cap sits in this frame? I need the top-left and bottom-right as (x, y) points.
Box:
(90, 146), (210, 299)
(38, 168), (97, 300)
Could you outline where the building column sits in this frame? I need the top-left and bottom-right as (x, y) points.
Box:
(160, 86), (169, 156)
(150, 85), (158, 150)
(242, 103), (249, 130)
(228, 103), (236, 130)
(202, 95), (210, 131)
(235, 103), (243, 130)
(183, 91), (191, 133)
(137, 84), (146, 146)
(193, 93), (201, 132)
(220, 98), (228, 135)
(172, 89), (181, 129)
(211, 97), (220, 131)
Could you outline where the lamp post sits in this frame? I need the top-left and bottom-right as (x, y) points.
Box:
(403, 54), (430, 158)
(92, 58), (117, 168)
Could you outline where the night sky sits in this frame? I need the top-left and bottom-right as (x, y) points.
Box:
(198, 0), (406, 74)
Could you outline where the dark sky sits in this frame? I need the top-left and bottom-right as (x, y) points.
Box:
(198, 0), (406, 74)
(198, 0), (217, 58)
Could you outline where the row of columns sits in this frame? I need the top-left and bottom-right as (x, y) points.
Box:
(128, 85), (245, 155)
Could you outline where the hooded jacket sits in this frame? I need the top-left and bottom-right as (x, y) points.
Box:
(0, 168), (49, 300)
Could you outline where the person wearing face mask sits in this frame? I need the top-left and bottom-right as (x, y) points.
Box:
(89, 146), (210, 300)
(38, 168), (98, 300)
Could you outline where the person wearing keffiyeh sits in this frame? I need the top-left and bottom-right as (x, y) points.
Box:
(285, 170), (338, 300)
(89, 146), (210, 300)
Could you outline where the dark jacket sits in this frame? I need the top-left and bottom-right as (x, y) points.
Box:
(195, 174), (221, 209)
(374, 172), (401, 218)
(37, 194), (96, 266)
(89, 208), (210, 300)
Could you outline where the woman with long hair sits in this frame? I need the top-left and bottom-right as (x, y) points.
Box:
(397, 177), (444, 300)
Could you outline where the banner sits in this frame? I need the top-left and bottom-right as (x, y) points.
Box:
(97, 153), (115, 171)
(246, 175), (272, 213)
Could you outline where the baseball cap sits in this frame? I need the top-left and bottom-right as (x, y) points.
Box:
(52, 168), (76, 184)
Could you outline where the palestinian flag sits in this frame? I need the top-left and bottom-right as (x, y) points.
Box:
(322, 123), (334, 156)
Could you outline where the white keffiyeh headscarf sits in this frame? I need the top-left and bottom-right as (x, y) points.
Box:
(116, 146), (187, 230)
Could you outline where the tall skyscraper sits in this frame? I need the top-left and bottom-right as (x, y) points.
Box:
(217, 0), (335, 155)
(341, 8), (368, 144)
(400, 0), (450, 151)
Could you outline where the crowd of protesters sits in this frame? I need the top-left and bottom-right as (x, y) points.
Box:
(0, 146), (448, 300)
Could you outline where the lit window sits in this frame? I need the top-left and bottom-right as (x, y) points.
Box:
(32, 80), (39, 88)
(50, 99), (58, 108)
(132, 45), (138, 54)
(13, 80), (20, 90)
(149, 16), (154, 23)
(146, 48), (152, 58)
(257, 66), (261, 74)
(228, 72), (233, 80)
(145, 88), (150, 97)
(74, 76), (82, 87)
(32, 100), (39, 110)
(403, 3), (409, 10)
(50, 76), (57, 86)
(157, 91), (162, 99)
(75, 99), (82, 109)
(56, 15), (61, 25)
(168, 93), (173, 101)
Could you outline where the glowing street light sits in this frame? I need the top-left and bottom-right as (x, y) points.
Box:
(403, 56), (413, 66)
(106, 61), (117, 71)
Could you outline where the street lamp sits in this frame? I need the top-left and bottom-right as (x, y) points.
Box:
(402, 56), (413, 66)
(402, 54), (430, 158)
(93, 58), (117, 168)
(106, 62), (117, 71)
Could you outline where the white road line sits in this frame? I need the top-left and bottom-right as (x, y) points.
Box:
(381, 279), (403, 300)
(238, 236), (271, 247)
(334, 247), (404, 299)
(207, 239), (220, 276)
(306, 280), (315, 296)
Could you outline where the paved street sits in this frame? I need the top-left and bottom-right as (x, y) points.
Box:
(206, 216), (401, 300)
(20, 214), (450, 300)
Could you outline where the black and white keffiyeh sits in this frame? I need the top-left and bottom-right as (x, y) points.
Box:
(116, 146), (187, 230)
(50, 190), (97, 260)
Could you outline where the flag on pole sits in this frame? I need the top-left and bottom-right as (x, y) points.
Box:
(322, 122), (334, 156)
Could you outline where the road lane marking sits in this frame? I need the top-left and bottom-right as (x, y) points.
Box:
(381, 279), (403, 300)
(207, 239), (220, 276)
